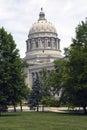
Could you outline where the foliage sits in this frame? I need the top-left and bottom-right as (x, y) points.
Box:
(29, 68), (54, 111)
(45, 59), (67, 101)
(39, 68), (51, 97)
(62, 18), (87, 114)
(29, 76), (42, 111)
(0, 27), (29, 112)
(40, 97), (59, 107)
(48, 99), (60, 107)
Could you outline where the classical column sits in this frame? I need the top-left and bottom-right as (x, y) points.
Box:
(58, 39), (60, 50)
(56, 38), (58, 50)
(28, 39), (31, 51)
(26, 40), (28, 52)
(39, 38), (43, 48)
(51, 38), (55, 48)
(32, 39), (36, 49)
(45, 38), (48, 48)
(42, 38), (45, 49)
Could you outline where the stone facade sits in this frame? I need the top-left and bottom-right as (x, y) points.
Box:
(24, 8), (62, 88)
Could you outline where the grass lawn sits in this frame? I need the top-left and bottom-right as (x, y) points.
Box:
(0, 111), (87, 130)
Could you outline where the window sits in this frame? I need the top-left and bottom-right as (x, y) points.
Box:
(48, 41), (50, 47)
(36, 42), (38, 48)
(30, 43), (32, 50)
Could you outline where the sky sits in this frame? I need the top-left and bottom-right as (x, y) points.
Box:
(0, 0), (87, 58)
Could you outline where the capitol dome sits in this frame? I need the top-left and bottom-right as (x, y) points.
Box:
(29, 8), (57, 36)
(24, 8), (62, 88)
(25, 8), (62, 59)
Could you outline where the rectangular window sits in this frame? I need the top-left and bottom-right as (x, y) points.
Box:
(36, 42), (38, 48)
(48, 41), (50, 47)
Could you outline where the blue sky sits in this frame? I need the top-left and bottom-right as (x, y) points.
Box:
(0, 0), (87, 58)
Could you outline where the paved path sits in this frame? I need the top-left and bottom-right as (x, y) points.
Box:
(8, 106), (69, 112)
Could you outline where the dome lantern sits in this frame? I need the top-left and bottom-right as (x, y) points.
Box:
(38, 8), (46, 21)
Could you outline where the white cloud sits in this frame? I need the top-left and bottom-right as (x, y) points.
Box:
(0, 0), (87, 57)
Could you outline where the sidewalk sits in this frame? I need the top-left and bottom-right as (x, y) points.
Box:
(8, 106), (69, 112)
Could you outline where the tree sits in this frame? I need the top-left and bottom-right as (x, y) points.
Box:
(39, 68), (63, 110)
(29, 76), (42, 112)
(40, 68), (51, 97)
(43, 59), (67, 107)
(0, 27), (29, 112)
(62, 19), (87, 114)
(49, 59), (66, 96)
(29, 68), (52, 111)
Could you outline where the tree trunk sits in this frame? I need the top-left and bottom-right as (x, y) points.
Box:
(83, 106), (87, 114)
(0, 107), (1, 116)
(37, 105), (39, 112)
(13, 104), (16, 112)
(42, 105), (44, 112)
(0, 111), (1, 116)
(20, 102), (23, 112)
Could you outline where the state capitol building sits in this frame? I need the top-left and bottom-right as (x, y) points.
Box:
(24, 8), (63, 88)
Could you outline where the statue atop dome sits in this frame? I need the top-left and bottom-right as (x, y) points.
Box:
(38, 8), (46, 21)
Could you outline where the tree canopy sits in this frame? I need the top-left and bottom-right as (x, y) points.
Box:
(0, 27), (29, 112)
(62, 19), (87, 114)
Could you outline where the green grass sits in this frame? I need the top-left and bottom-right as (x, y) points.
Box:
(0, 111), (87, 130)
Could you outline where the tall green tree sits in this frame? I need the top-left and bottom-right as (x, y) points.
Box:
(29, 75), (42, 112)
(39, 68), (52, 111)
(45, 59), (67, 107)
(0, 27), (28, 112)
(29, 68), (52, 111)
(62, 19), (87, 114)
(49, 59), (66, 96)
(40, 68), (51, 97)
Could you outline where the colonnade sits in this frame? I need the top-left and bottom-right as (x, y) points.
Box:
(26, 37), (60, 52)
